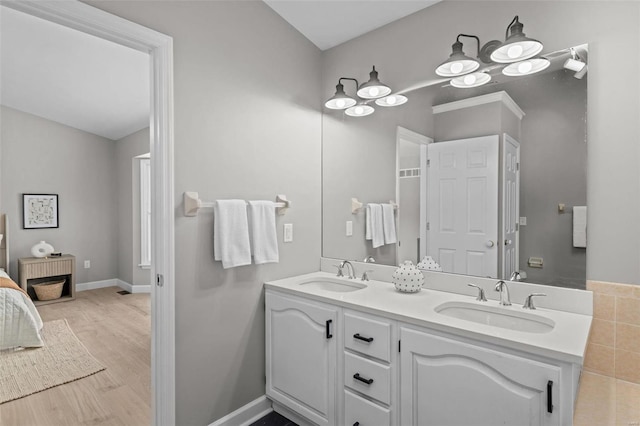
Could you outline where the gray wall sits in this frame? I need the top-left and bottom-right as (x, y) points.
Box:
(322, 1), (640, 286)
(88, 1), (322, 424)
(115, 127), (150, 287)
(0, 105), (118, 283)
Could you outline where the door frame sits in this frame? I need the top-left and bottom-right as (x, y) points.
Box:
(2, 1), (176, 424)
(395, 126), (432, 264)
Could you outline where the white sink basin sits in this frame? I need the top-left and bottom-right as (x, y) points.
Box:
(435, 301), (555, 333)
(299, 277), (367, 293)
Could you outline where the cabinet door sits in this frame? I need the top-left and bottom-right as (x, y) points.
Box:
(400, 327), (561, 426)
(266, 291), (338, 426)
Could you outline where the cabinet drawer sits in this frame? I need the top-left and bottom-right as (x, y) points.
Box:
(344, 352), (391, 404)
(344, 310), (391, 362)
(21, 259), (73, 279)
(344, 389), (390, 426)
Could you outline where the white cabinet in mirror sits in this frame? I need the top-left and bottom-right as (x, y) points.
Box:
(322, 45), (588, 290)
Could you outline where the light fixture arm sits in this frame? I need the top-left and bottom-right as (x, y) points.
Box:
(504, 15), (521, 40)
(456, 34), (480, 58)
(338, 77), (359, 95)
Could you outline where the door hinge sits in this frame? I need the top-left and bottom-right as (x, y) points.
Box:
(426, 222), (430, 231)
(427, 159), (431, 166)
(516, 162), (520, 171)
(516, 223), (519, 231)
(156, 274), (164, 287)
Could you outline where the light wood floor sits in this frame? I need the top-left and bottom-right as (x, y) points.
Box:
(0, 287), (151, 426)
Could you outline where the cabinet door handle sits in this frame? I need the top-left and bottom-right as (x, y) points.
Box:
(353, 373), (374, 385)
(326, 319), (333, 339)
(353, 423), (360, 426)
(547, 380), (553, 413)
(353, 333), (374, 343)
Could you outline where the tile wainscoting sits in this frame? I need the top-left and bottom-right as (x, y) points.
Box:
(585, 280), (640, 384)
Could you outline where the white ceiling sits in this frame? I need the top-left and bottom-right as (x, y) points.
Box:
(263, 0), (440, 50)
(0, 6), (149, 141)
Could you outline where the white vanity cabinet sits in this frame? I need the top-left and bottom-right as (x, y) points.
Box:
(265, 284), (580, 426)
(399, 326), (562, 426)
(265, 291), (338, 426)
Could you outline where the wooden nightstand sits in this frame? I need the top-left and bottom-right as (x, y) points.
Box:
(18, 255), (76, 305)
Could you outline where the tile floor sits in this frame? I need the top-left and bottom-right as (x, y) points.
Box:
(250, 411), (297, 426)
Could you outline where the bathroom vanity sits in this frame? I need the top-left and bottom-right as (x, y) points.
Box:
(265, 267), (592, 426)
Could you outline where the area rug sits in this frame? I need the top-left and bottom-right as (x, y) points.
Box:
(0, 319), (105, 404)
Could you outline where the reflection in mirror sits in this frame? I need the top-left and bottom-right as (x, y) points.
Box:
(322, 45), (587, 289)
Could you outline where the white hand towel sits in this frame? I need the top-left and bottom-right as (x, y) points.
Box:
(248, 200), (279, 265)
(573, 206), (587, 248)
(213, 200), (252, 269)
(365, 203), (385, 248)
(381, 203), (397, 245)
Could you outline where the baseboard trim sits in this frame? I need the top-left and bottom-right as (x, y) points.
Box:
(76, 279), (150, 294)
(209, 395), (272, 426)
(76, 279), (119, 292)
(116, 279), (151, 294)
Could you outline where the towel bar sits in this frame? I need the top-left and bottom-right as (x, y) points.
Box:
(351, 198), (398, 214)
(183, 192), (291, 217)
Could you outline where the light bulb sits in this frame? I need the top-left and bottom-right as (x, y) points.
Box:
(386, 96), (397, 105)
(518, 61), (533, 74)
(354, 106), (364, 115)
(336, 99), (346, 108)
(450, 62), (464, 74)
(369, 87), (379, 97)
(507, 44), (524, 59)
(463, 74), (477, 85)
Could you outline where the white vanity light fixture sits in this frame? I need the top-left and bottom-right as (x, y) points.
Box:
(490, 16), (543, 63)
(450, 72), (492, 88)
(375, 93), (408, 107)
(435, 34), (485, 77)
(502, 57), (550, 76)
(356, 66), (392, 99)
(325, 68), (406, 117)
(324, 80), (357, 109)
(345, 102), (375, 117)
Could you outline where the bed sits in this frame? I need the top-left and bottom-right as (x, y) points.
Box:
(0, 214), (44, 350)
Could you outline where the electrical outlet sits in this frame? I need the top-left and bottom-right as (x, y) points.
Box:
(346, 221), (353, 236)
(84, 260), (91, 269)
(283, 223), (293, 243)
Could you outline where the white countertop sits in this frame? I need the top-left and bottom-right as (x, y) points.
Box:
(265, 271), (592, 365)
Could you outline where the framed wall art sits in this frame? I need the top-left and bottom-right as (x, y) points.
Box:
(23, 194), (59, 229)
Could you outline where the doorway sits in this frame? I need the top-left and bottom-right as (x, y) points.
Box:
(1, 2), (176, 424)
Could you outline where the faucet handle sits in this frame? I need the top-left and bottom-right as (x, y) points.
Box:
(467, 283), (487, 302)
(333, 264), (344, 277)
(361, 270), (374, 281)
(523, 293), (547, 310)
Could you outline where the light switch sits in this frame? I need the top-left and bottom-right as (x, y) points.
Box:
(346, 221), (353, 236)
(519, 217), (527, 226)
(283, 223), (293, 243)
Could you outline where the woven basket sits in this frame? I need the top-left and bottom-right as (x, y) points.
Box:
(33, 279), (65, 301)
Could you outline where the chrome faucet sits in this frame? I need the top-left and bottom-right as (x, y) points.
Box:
(363, 256), (376, 263)
(339, 260), (356, 279)
(467, 283), (487, 302)
(523, 293), (547, 310)
(361, 270), (373, 281)
(494, 280), (512, 306)
(509, 271), (522, 281)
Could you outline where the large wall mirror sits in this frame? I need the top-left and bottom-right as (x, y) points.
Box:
(322, 44), (588, 289)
